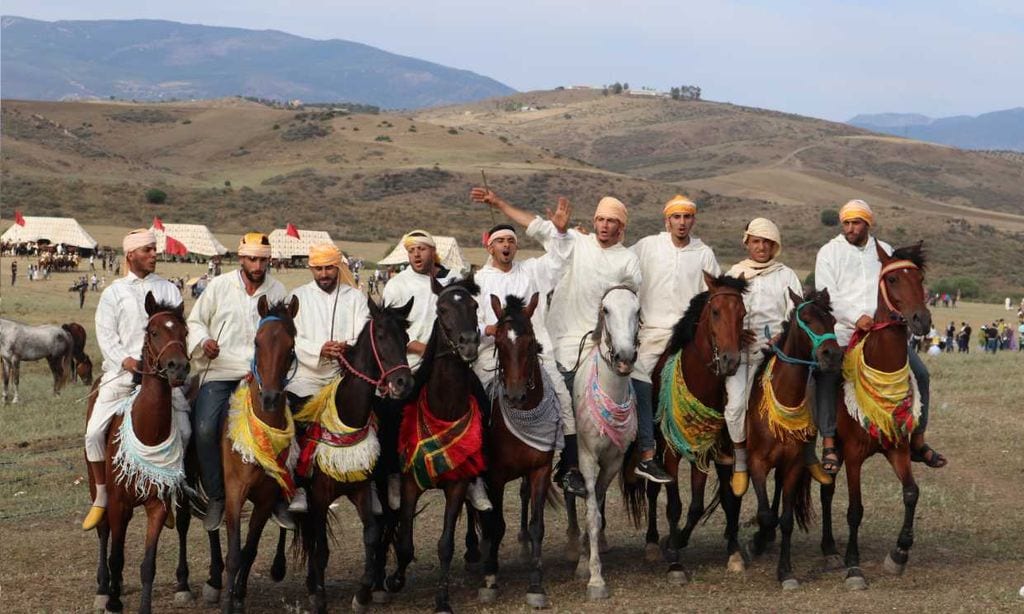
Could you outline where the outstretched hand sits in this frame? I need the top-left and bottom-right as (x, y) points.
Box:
(546, 196), (571, 234)
(470, 187), (500, 207)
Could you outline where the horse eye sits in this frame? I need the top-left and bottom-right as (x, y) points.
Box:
(887, 275), (898, 284)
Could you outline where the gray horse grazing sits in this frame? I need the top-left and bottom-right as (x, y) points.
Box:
(0, 318), (75, 404)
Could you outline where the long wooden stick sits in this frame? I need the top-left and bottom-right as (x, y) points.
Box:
(481, 169), (497, 226)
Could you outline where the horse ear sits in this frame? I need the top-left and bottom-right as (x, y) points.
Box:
(397, 297), (415, 320)
(144, 291), (158, 316)
(874, 239), (891, 263)
(525, 292), (540, 318)
(819, 287), (831, 305)
(702, 270), (718, 290)
(490, 294), (504, 320)
(367, 296), (381, 317)
(288, 295), (299, 319)
(431, 276), (444, 296)
(788, 287), (803, 307)
(257, 295), (269, 318)
(173, 301), (185, 320)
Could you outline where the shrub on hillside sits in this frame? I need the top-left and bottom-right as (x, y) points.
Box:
(145, 188), (167, 204)
(820, 208), (839, 226)
(108, 109), (177, 124)
(281, 123), (332, 141)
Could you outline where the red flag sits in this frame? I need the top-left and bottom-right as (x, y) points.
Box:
(14, 210), (26, 226)
(164, 235), (188, 256)
(286, 223), (300, 239)
(153, 216), (165, 231)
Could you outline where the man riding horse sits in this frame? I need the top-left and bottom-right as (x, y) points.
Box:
(813, 200), (947, 473)
(82, 229), (190, 530)
(186, 232), (289, 531)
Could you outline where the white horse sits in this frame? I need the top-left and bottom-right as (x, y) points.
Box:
(569, 286), (640, 600)
(0, 318), (75, 404)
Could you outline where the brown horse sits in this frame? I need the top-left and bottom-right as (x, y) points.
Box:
(299, 296), (415, 614)
(626, 272), (748, 583)
(820, 242), (931, 590)
(747, 288), (842, 589)
(62, 322), (94, 385)
(86, 292), (190, 614)
(474, 293), (559, 609)
(385, 276), (482, 614)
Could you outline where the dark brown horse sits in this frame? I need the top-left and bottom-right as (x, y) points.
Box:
(299, 296), (415, 614)
(627, 272), (748, 583)
(472, 293), (559, 608)
(385, 276), (482, 614)
(747, 288), (842, 589)
(62, 322), (94, 385)
(820, 242), (931, 590)
(86, 292), (190, 614)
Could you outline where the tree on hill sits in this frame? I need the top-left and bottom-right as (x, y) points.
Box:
(145, 188), (167, 204)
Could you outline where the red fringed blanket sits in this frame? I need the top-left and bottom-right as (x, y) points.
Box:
(399, 386), (485, 490)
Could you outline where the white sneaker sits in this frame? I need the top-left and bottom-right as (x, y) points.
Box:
(388, 474), (401, 511)
(467, 477), (493, 512)
(288, 488), (308, 513)
(370, 481), (383, 515)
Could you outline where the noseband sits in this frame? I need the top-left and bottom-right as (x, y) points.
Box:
(593, 285), (639, 370)
(491, 316), (539, 392)
(769, 301), (837, 368)
(250, 315), (298, 391)
(338, 318), (411, 394)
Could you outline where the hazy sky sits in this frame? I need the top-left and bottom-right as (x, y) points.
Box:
(4, 1), (1022, 120)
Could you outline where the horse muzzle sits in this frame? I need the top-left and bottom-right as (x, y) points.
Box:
(817, 343), (844, 373)
(502, 383), (528, 409)
(717, 351), (741, 377)
(260, 389), (284, 411)
(386, 373), (415, 400)
(907, 308), (932, 337)
(165, 359), (190, 387)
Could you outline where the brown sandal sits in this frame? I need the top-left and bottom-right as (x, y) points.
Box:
(821, 447), (841, 475)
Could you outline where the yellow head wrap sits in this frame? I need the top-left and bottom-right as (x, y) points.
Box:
(401, 230), (440, 264)
(594, 196), (628, 226)
(663, 194), (697, 217)
(839, 199), (874, 226)
(238, 232), (272, 258)
(743, 217), (782, 258)
(308, 243), (342, 267)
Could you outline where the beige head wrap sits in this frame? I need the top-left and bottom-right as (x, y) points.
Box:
(594, 196), (628, 226)
(123, 228), (156, 254)
(743, 217), (782, 258)
(402, 230), (436, 249)
(238, 232), (272, 258)
(839, 199), (874, 226)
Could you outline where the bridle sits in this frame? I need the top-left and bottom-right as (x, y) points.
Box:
(138, 311), (187, 380)
(698, 288), (745, 376)
(592, 285), (640, 370)
(249, 315), (298, 391)
(338, 317), (411, 394)
(878, 259), (921, 321)
(433, 284), (477, 361)
(769, 300), (837, 369)
(491, 315), (539, 392)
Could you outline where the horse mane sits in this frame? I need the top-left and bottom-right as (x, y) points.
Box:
(445, 275), (480, 297)
(261, 300), (297, 337)
(890, 243), (927, 272)
(501, 295), (531, 336)
(414, 276), (480, 389)
(665, 274), (749, 355)
(754, 288), (834, 379)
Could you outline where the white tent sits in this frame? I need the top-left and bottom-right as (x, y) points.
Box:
(378, 236), (467, 272)
(149, 223), (228, 256)
(268, 228), (335, 260)
(1, 216), (98, 249)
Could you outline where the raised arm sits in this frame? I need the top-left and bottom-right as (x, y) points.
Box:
(470, 187), (570, 232)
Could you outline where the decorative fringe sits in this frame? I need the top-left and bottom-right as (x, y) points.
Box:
(112, 389), (184, 502)
(842, 335), (920, 448)
(295, 376), (379, 483)
(399, 385), (484, 490)
(758, 357), (816, 443)
(657, 351), (724, 472)
(227, 383), (296, 496)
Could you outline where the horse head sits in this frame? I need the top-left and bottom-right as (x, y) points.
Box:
(361, 296), (415, 400)
(875, 241), (931, 336)
(491, 292), (541, 409)
(432, 275), (480, 363)
(788, 287), (843, 372)
(142, 291), (190, 386)
(76, 354), (94, 385)
(253, 295), (299, 412)
(596, 285), (640, 376)
(700, 271), (747, 376)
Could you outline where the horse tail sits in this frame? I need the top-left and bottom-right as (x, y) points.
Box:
(794, 468), (815, 532)
(620, 440), (648, 528)
(545, 484), (564, 512)
(700, 473), (722, 524)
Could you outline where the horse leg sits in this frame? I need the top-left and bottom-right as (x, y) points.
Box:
(525, 465), (551, 608)
(94, 515), (111, 611)
(644, 480), (662, 562)
(105, 497), (130, 613)
(10, 358), (19, 404)
(598, 498), (609, 554)
(843, 458), (868, 590)
(882, 448), (919, 576)
(564, 492), (580, 562)
(174, 502), (195, 603)
(776, 466), (802, 590)
(349, 484), (381, 613)
(518, 478), (532, 562)
(371, 485), (393, 602)
(819, 479), (841, 570)
(435, 481), (468, 613)
(47, 355), (62, 395)
(716, 462), (745, 573)
(269, 528), (288, 582)
(478, 480), (506, 603)
(2, 357), (9, 403)
(464, 502), (481, 570)
(138, 500), (169, 614)
(222, 488), (247, 613)
(663, 452), (688, 583)
(204, 528), (225, 604)
(385, 479), (420, 594)
(583, 462), (615, 600)
(750, 458), (776, 557)
(766, 473), (783, 544)
(232, 500), (274, 612)
(303, 481), (331, 614)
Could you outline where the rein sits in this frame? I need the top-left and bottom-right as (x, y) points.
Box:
(700, 289), (744, 376)
(337, 318), (411, 394)
(769, 301), (837, 368)
(249, 315), (298, 392)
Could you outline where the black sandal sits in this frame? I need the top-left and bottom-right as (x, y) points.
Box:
(821, 447), (841, 475)
(911, 444), (947, 468)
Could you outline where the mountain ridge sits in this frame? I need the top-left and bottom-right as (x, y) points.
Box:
(849, 108), (1024, 151)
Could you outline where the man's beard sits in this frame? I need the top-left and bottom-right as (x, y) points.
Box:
(243, 268), (265, 284)
(317, 277), (338, 293)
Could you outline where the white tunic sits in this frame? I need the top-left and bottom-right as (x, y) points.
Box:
(186, 270), (287, 382)
(287, 281), (370, 398)
(814, 234), (892, 346)
(547, 232), (642, 369)
(95, 272), (184, 374)
(630, 234), (721, 383)
(382, 266), (458, 373)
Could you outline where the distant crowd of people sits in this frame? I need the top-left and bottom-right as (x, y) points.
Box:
(913, 316), (1024, 354)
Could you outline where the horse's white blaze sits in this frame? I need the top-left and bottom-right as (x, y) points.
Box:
(601, 289), (640, 361)
(164, 321), (176, 329)
(507, 329), (517, 342)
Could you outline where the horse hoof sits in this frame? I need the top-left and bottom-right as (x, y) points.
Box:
(372, 590), (389, 604)
(478, 587), (498, 603)
(883, 553), (907, 576)
(823, 554), (844, 571)
(352, 594), (369, 613)
(93, 595), (109, 612)
(586, 584), (609, 600)
(727, 552), (746, 573)
(781, 578), (800, 591)
(173, 590), (195, 604)
(645, 542), (662, 563)
(202, 582), (221, 604)
(845, 575), (868, 591)
(667, 569), (689, 586)
(526, 592), (549, 609)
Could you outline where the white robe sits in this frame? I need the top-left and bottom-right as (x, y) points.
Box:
(814, 234), (892, 347)
(287, 281), (370, 398)
(381, 266), (458, 373)
(630, 234), (721, 383)
(186, 270), (287, 382)
(547, 232), (642, 369)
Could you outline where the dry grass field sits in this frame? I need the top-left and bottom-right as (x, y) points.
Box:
(1, 261), (1022, 612)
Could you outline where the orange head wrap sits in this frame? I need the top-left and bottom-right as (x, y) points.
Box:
(663, 194), (696, 217)
(308, 243), (342, 267)
(839, 199), (874, 226)
(238, 232), (272, 258)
